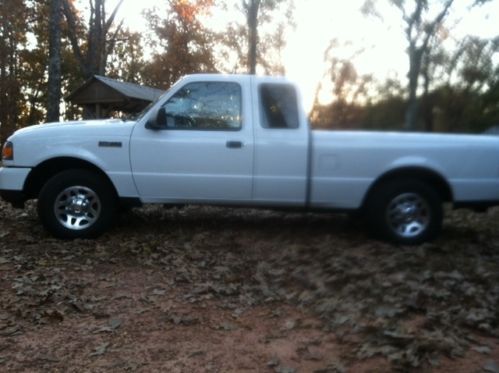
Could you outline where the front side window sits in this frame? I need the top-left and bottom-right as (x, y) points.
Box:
(162, 82), (242, 130)
(260, 83), (299, 129)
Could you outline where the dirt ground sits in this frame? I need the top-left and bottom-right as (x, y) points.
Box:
(0, 200), (498, 372)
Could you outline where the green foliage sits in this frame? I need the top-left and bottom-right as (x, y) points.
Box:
(215, 0), (294, 74)
(0, 0), (30, 144)
(313, 1), (498, 133)
(311, 66), (499, 133)
(141, 0), (217, 89)
(426, 35), (499, 132)
(106, 29), (146, 84)
(0, 0), (496, 137)
(310, 96), (406, 131)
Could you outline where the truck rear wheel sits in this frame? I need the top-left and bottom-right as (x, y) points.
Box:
(365, 179), (442, 245)
(37, 169), (116, 239)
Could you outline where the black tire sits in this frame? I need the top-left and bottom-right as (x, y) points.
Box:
(37, 169), (117, 239)
(365, 179), (442, 245)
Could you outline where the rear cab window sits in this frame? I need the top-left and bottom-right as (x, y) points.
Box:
(259, 83), (299, 129)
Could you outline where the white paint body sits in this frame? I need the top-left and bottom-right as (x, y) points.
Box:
(2, 74), (499, 210)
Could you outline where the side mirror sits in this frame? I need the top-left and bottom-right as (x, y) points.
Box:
(145, 107), (167, 130)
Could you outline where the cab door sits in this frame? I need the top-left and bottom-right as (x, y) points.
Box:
(252, 81), (310, 206)
(130, 79), (254, 203)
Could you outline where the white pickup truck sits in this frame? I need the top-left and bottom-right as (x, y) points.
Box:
(1, 74), (499, 244)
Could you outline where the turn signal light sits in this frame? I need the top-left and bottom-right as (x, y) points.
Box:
(2, 141), (13, 160)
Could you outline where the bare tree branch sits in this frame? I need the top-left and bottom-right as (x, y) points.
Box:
(62, 0), (89, 77)
(421, 0), (454, 51)
(105, 0), (124, 34)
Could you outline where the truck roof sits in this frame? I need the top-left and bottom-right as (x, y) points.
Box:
(180, 73), (294, 85)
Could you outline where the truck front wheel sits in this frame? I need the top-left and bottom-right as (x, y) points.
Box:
(365, 179), (443, 245)
(37, 169), (116, 239)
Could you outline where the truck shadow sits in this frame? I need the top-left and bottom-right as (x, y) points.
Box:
(112, 205), (495, 251)
(113, 205), (366, 241)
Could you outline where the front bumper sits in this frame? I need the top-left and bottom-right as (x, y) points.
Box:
(0, 167), (31, 208)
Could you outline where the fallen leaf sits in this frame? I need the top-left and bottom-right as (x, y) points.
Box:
(0, 325), (22, 337)
(483, 361), (499, 373)
(170, 314), (198, 326)
(375, 306), (403, 318)
(109, 318), (122, 330)
(218, 321), (237, 331)
(44, 309), (64, 322)
(302, 346), (323, 361)
(313, 361), (346, 373)
(69, 301), (85, 313)
(472, 345), (491, 355)
(267, 357), (280, 367)
(152, 289), (166, 296)
(283, 319), (297, 330)
(90, 342), (110, 357)
(92, 311), (110, 319)
(36, 356), (60, 363)
(275, 366), (296, 373)
(383, 330), (414, 341)
(189, 350), (205, 357)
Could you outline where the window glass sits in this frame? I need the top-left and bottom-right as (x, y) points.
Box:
(260, 84), (299, 129)
(162, 82), (242, 130)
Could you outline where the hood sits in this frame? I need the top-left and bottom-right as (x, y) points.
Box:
(10, 118), (136, 140)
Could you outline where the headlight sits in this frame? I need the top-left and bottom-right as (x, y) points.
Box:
(2, 141), (13, 161)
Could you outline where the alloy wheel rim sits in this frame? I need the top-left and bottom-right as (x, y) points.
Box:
(54, 186), (101, 230)
(386, 192), (430, 238)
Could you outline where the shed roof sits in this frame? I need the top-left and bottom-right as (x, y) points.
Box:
(94, 75), (164, 101)
(66, 75), (164, 104)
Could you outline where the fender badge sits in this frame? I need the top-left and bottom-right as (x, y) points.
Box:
(98, 141), (122, 148)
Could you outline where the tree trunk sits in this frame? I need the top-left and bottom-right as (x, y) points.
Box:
(62, 0), (90, 77)
(422, 53), (434, 132)
(0, 1), (23, 145)
(0, 15), (7, 145)
(399, 0), (454, 131)
(246, 0), (260, 74)
(47, 0), (62, 122)
(90, 0), (103, 76)
(404, 46), (423, 131)
(63, 0), (123, 79)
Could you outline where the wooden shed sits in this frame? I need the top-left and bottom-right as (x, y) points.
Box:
(66, 75), (165, 119)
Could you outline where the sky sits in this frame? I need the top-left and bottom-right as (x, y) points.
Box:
(101, 0), (498, 109)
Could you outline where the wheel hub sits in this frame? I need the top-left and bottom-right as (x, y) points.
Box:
(67, 195), (90, 214)
(397, 203), (417, 219)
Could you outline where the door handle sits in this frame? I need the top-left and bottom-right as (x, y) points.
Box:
(226, 141), (243, 149)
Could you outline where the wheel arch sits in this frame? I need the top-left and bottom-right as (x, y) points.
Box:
(361, 166), (453, 209)
(23, 157), (118, 199)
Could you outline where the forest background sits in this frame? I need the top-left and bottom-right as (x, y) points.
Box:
(0, 0), (498, 146)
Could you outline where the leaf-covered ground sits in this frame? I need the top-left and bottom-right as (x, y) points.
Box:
(0, 200), (498, 372)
